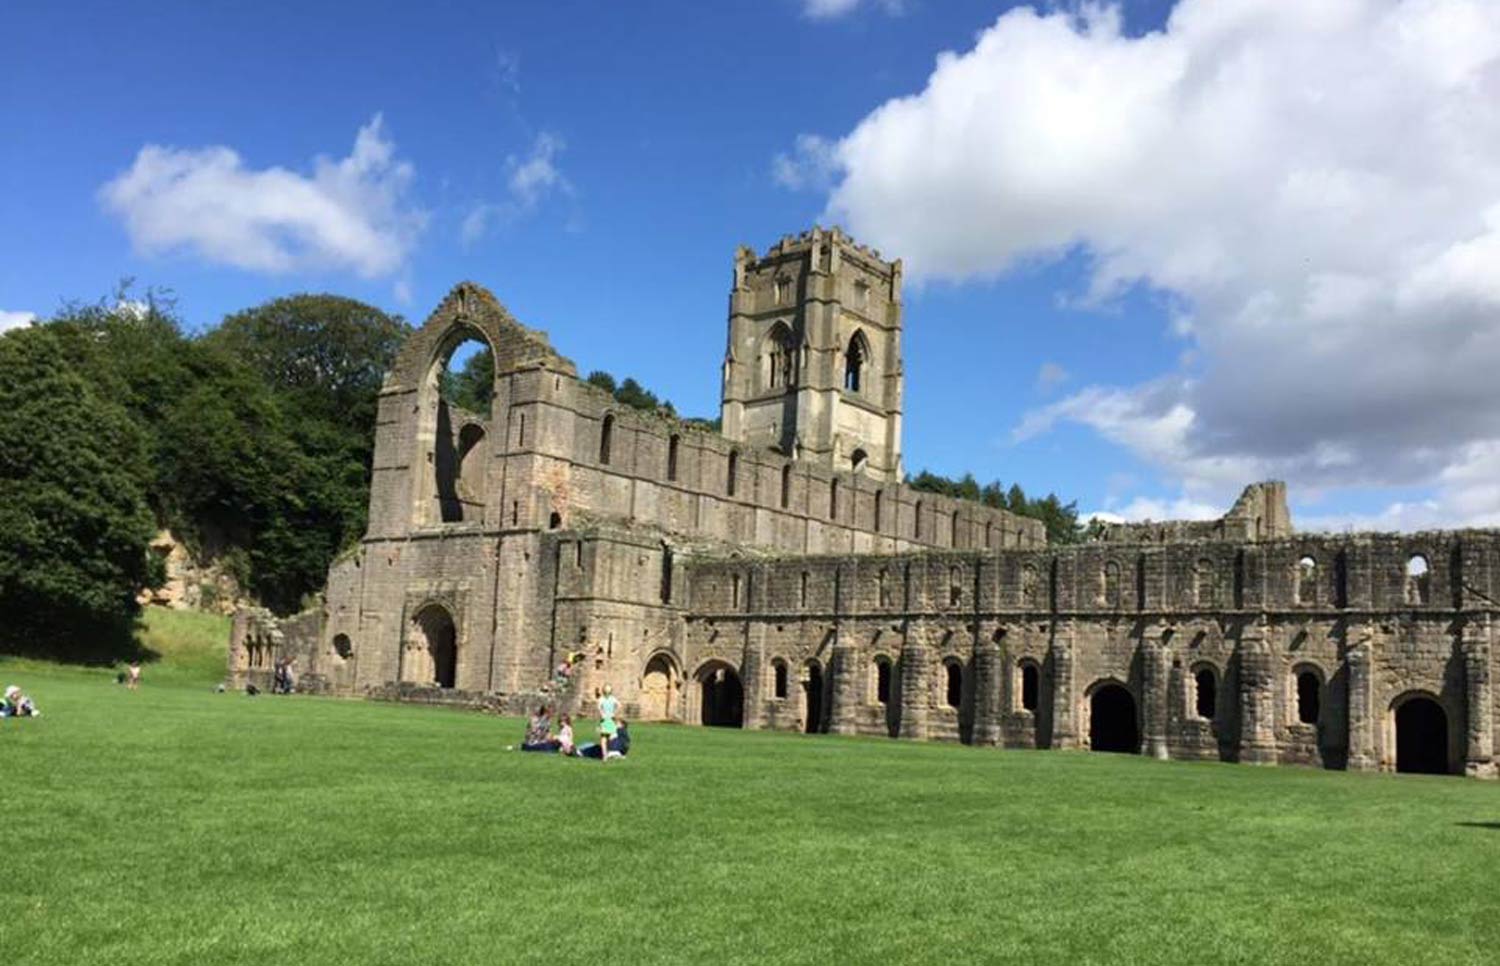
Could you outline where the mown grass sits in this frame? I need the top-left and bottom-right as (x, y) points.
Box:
(3, 659), (1498, 966)
(0, 607), (230, 689)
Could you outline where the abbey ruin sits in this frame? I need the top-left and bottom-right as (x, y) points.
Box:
(229, 227), (1498, 778)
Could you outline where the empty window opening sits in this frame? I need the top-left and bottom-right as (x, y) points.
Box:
(548, 512), (562, 530)
(667, 434), (680, 482)
(772, 661), (788, 700)
(660, 546), (673, 604)
(1395, 696), (1449, 775)
(781, 464), (792, 509)
(844, 330), (869, 392)
(1195, 668), (1216, 719)
(406, 605), (457, 690)
(875, 658), (892, 705)
(1406, 554), (1430, 604)
(1089, 684), (1139, 754)
(914, 501), (924, 540)
(945, 662), (962, 709)
(575, 540), (583, 568)
(331, 634), (353, 661)
(1296, 671), (1321, 724)
(511, 501), (518, 526)
(851, 448), (868, 474)
(800, 571), (810, 608)
(874, 490), (883, 531)
(599, 414), (614, 465)
(1020, 663), (1039, 712)
(765, 322), (796, 390)
(727, 450), (739, 497)
(830, 479), (839, 520)
(951, 510), (962, 548)
(1297, 556), (1317, 605)
(517, 412), (526, 447)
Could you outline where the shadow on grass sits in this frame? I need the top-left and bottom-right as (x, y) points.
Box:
(1454, 821), (1500, 830)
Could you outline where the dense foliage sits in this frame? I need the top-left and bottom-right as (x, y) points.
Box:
(907, 469), (1083, 544)
(0, 289), (407, 657)
(0, 326), (158, 659)
(585, 369), (678, 416)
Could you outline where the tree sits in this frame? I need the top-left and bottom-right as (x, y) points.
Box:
(205, 294), (408, 436)
(442, 346), (494, 414)
(0, 326), (157, 660)
(907, 468), (1083, 545)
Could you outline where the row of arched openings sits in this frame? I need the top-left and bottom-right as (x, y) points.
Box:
(758, 325), (870, 395)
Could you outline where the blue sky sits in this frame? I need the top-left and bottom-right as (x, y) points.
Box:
(6, 1), (1500, 531)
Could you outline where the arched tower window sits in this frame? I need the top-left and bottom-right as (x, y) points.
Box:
(765, 322), (796, 391)
(844, 330), (869, 392)
(599, 414), (614, 466)
(1405, 554), (1430, 605)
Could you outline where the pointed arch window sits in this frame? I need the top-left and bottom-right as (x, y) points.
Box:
(844, 330), (869, 392)
(765, 322), (796, 391)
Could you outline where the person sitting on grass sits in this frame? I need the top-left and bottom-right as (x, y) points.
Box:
(2, 685), (40, 718)
(126, 661), (141, 691)
(516, 705), (561, 752)
(555, 714), (576, 756)
(578, 719), (631, 760)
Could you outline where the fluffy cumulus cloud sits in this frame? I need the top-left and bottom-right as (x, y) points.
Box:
(462, 132), (572, 244)
(0, 310), (36, 333)
(789, 0), (1500, 527)
(100, 115), (424, 278)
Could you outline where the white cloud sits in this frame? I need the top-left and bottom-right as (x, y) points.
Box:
(773, 134), (840, 191)
(462, 132), (572, 244)
(802, 0), (902, 19)
(100, 114), (424, 278)
(0, 310), (36, 333)
(791, 0), (1500, 526)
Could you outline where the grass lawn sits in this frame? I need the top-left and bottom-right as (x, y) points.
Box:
(3, 643), (1499, 964)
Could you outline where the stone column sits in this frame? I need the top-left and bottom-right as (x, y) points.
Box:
(899, 638), (930, 741)
(1345, 628), (1376, 771)
(972, 639), (1002, 747)
(1140, 632), (1171, 760)
(1237, 616), (1278, 765)
(827, 642), (860, 735)
(1463, 617), (1496, 779)
(741, 623), (767, 730)
(1048, 621), (1078, 749)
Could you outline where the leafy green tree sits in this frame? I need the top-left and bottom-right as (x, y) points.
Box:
(0, 326), (157, 659)
(205, 294), (408, 435)
(907, 469), (1082, 544)
(585, 370), (617, 394)
(442, 345), (494, 414)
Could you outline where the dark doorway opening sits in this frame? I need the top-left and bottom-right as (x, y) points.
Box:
(804, 662), (824, 733)
(700, 666), (744, 728)
(1396, 697), (1449, 775)
(1089, 683), (1139, 754)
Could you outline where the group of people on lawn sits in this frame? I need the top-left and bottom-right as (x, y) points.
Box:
(2, 685), (40, 718)
(517, 684), (631, 761)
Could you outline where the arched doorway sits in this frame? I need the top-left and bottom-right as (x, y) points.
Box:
(1395, 695), (1449, 775)
(697, 662), (744, 728)
(1089, 682), (1139, 754)
(407, 605), (458, 689)
(803, 661), (824, 734)
(639, 652), (681, 721)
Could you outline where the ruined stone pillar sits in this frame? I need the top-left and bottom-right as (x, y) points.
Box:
(1048, 621), (1078, 750)
(1462, 617), (1496, 779)
(972, 640), (1002, 747)
(1237, 616), (1278, 765)
(827, 643), (860, 735)
(899, 640), (930, 741)
(1345, 629), (1376, 772)
(1140, 633), (1171, 760)
(741, 623), (767, 731)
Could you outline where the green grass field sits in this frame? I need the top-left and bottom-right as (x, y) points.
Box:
(4, 613), (1499, 965)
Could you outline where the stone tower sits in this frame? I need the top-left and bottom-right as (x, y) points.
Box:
(719, 227), (904, 483)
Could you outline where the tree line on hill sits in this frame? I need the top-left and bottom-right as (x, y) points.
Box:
(0, 288), (1082, 662)
(0, 288), (407, 660)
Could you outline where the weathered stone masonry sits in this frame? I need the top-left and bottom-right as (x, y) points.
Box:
(229, 226), (1498, 778)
